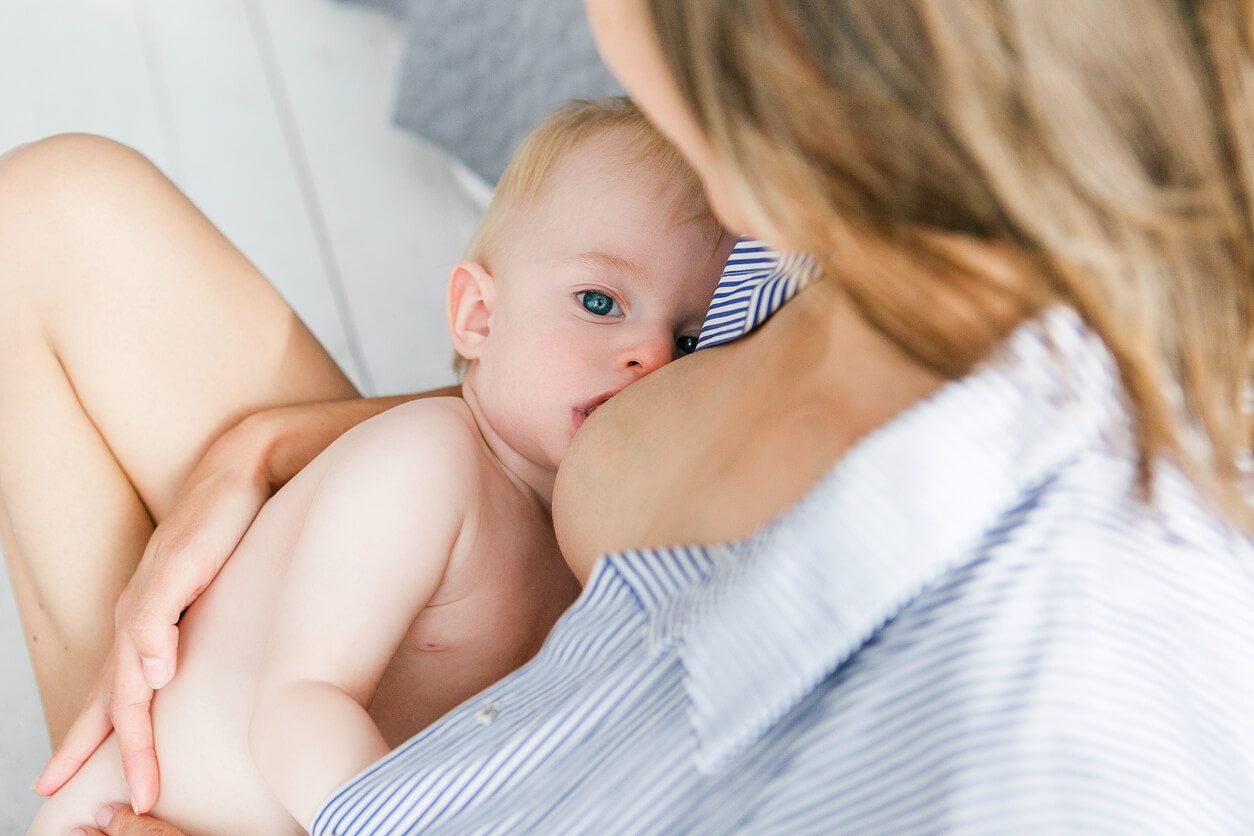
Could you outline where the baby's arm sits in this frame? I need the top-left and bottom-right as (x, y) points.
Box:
(248, 399), (477, 830)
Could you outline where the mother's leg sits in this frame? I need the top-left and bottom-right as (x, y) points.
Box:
(0, 134), (358, 744)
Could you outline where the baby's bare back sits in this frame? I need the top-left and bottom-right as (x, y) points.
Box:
(30, 400), (579, 836)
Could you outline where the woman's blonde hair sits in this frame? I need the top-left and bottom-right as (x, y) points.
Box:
(453, 96), (717, 375)
(647, 0), (1254, 525)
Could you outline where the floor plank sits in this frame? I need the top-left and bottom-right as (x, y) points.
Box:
(258, 0), (488, 396)
(0, 0), (167, 165)
(142, 0), (363, 386)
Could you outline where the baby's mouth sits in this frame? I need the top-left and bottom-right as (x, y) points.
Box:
(573, 393), (615, 431)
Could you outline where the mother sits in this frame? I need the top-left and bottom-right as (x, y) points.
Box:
(11, 0), (1254, 833)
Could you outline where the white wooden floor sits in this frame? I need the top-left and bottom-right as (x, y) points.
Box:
(0, 1), (489, 827)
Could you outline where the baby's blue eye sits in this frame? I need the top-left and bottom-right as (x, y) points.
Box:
(578, 291), (621, 317)
(676, 335), (699, 356)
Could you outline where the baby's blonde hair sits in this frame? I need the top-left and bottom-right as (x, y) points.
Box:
(453, 96), (719, 376)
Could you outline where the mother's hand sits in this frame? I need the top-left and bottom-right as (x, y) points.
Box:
(33, 393), (454, 812)
(73, 804), (186, 836)
(34, 412), (278, 813)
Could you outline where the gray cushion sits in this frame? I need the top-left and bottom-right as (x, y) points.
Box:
(342, 0), (623, 184)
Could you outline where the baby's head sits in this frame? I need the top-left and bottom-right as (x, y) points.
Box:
(447, 97), (731, 480)
(452, 97), (722, 374)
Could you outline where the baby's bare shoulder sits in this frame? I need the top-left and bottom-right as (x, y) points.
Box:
(369, 395), (478, 434)
(342, 397), (480, 456)
(320, 397), (486, 496)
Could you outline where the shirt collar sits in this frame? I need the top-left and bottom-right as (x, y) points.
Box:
(695, 238), (821, 351)
(613, 305), (1128, 773)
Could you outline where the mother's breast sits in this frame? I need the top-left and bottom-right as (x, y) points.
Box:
(553, 279), (935, 585)
(554, 352), (708, 581)
(554, 324), (804, 584)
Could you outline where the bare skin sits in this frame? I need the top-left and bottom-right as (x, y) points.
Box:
(0, 133), (360, 746)
(554, 278), (946, 580)
(60, 804), (165, 836)
(35, 286), (902, 836)
(4, 134), (454, 815)
(7, 125), (722, 834)
(28, 398), (580, 836)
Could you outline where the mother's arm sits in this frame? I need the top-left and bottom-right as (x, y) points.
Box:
(36, 388), (459, 811)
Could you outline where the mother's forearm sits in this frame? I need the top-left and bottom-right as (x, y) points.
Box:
(245, 387), (462, 490)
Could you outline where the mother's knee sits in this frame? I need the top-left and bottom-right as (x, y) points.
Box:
(0, 134), (175, 300)
(0, 133), (158, 196)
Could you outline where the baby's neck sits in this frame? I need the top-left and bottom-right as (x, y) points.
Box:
(460, 373), (556, 510)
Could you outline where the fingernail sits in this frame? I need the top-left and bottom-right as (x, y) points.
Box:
(70, 828), (89, 836)
(141, 656), (169, 688)
(96, 803), (117, 827)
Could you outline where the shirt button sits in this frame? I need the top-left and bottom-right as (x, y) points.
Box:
(475, 701), (500, 726)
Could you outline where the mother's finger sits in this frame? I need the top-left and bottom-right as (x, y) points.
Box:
(34, 668), (115, 796)
(73, 804), (187, 836)
(124, 471), (269, 685)
(110, 643), (161, 814)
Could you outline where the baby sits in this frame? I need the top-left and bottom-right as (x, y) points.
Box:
(30, 98), (730, 835)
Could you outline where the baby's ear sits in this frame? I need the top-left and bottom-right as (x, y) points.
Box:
(447, 260), (496, 361)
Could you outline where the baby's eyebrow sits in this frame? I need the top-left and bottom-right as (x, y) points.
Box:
(562, 250), (641, 276)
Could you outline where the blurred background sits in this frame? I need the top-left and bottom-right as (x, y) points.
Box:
(0, 0), (616, 826)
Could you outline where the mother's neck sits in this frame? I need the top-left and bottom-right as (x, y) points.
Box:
(788, 279), (948, 446)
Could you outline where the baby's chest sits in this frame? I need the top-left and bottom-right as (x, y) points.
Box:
(369, 529), (579, 746)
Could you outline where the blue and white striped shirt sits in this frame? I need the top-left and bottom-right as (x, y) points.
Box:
(315, 240), (1254, 834)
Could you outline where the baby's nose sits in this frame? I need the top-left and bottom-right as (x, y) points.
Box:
(621, 332), (675, 377)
